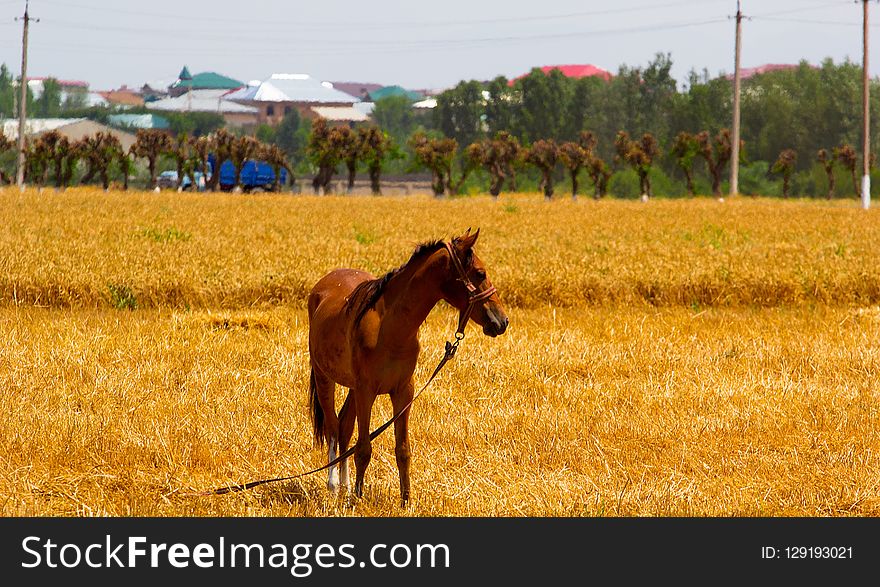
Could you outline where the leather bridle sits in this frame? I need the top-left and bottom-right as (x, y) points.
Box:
(188, 241), (497, 496)
(444, 241), (497, 338)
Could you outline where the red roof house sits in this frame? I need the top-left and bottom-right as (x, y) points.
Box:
(510, 64), (613, 85)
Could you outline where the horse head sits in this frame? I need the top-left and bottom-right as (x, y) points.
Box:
(440, 229), (509, 338)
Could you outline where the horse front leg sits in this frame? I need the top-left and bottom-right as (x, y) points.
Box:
(390, 380), (414, 505)
(353, 388), (376, 498)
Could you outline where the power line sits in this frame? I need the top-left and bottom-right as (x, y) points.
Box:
(33, 0), (730, 30)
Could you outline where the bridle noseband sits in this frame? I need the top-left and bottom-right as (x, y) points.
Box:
(444, 241), (497, 338)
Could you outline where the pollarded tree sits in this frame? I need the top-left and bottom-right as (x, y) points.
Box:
(558, 141), (589, 199)
(358, 126), (394, 195)
(817, 149), (837, 200)
(32, 130), (72, 189)
(26, 139), (51, 189)
(577, 130), (611, 199)
(470, 131), (524, 197)
(772, 149), (797, 198)
(696, 128), (739, 196)
(0, 131), (13, 185)
(409, 132), (457, 197)
(61, 140), (84, 189)
(615, 131), (659, 198)
(260, 143), (293, 192)
(80, 132), (123, 190)
(834, 143), (859, 198)
(526, 139), (560, 200)
(208, 128), (237, 192)
(587, 156), (612, 199)
(131, 129), (172, 189)
(670, 131), (700, 196)
(230, 135), (260, 192)
(444, 137), (479, 196)
(495, 131), (524, 194)
(307, 118), (347, 194)
(168, 133), (191, 191)
(335, 126), (362, 193)
(118, 147), (134, 191)
(189, 135), (212, 189)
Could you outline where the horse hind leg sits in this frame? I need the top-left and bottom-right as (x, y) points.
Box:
(309, 367), (341, 493)
(337, 390), (356, 491)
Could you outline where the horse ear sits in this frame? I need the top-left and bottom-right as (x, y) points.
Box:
(453, 228), (479, 251)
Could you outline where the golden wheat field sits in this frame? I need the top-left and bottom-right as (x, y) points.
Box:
(1, 187), (879, 517)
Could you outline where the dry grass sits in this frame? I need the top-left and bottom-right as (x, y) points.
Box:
(2, 188), (880, 309)
(1, 305), (878, 516)
(1, 188), (879, 516)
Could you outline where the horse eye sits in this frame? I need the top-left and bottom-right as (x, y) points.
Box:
(474, 270), (487, 281)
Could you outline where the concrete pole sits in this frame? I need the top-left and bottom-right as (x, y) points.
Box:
(15, 1), (31, 190)
(730, 1), (743, 197)
(862, 0), (872, 210)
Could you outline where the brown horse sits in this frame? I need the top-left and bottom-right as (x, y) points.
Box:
(307, 229), (508, 502)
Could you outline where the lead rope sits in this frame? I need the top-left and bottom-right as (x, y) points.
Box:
(187, 335), (464, 496)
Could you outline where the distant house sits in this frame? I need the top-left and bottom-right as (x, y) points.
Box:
(99, 86), (145, 109)
(27, 77), (90, 100)
(725, 63), (814, 81)
(0, 118), (138, 151)
(108, 113), (170, 131)
(330, 81), (383, 101)
(225, 74), (362, 125)
(509, 64), (613, 84)
(168, 66), (244, 97)
(145, 89), (258, 127)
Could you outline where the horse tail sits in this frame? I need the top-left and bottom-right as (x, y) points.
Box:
(308, 368), (325, 448)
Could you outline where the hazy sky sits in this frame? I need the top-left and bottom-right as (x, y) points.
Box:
(0, 0), (871, 92)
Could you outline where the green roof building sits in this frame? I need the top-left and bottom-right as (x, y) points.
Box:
(169, 66), (243, 97)
(366, 85), (425, 102)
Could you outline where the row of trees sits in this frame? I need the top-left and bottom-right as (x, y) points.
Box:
(0, 128), (292, 192)
(3, 121), (866, 200)
(428, 56), (878, 177)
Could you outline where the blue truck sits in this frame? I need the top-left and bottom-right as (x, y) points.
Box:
(208, 155), (289, 192)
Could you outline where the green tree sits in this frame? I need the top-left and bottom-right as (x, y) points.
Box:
(434, 80), (484, 148)
(484, 76), (517, 137)
(0, 64), (16, 118)
(273, 109), (307, 162)
(372, 95), (417, 143)
(516, 68), (570, 142)
(33, 78), (62, 118)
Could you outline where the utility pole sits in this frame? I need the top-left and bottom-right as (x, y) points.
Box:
(862, 0), (874, 210)
(14, 1), (38, 191)
(730, 0), (744, 197)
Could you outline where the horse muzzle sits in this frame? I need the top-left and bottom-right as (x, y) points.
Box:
(482, 311), (509, 337)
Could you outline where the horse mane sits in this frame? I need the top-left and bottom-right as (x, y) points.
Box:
(346, 239), (446, 325)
